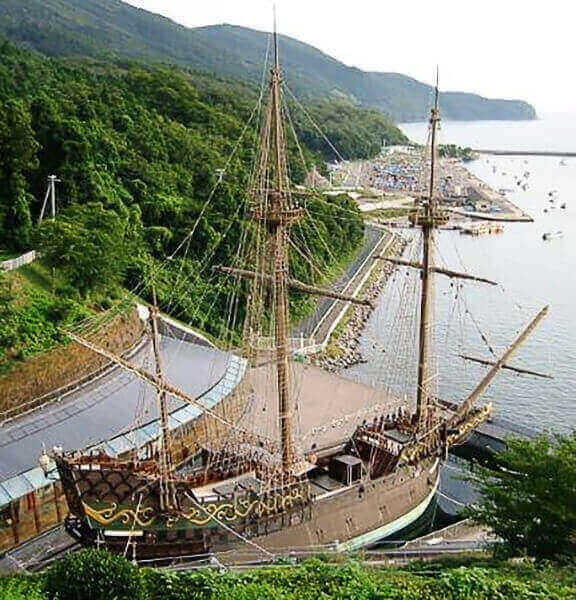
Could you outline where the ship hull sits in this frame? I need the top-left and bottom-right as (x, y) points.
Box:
(60, 457), (439, 561)
(240, 458), (439, 558)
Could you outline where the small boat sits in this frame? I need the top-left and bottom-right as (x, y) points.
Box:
(561, 203), (567, 209)
(543, 209), (548, 213)
(543, 231), (564, 240)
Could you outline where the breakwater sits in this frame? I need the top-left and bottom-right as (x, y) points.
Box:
(475, 149), (576, 157)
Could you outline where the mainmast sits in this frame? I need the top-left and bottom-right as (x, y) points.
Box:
(415, 76), (442, 432)
(250, 19), (303, 474)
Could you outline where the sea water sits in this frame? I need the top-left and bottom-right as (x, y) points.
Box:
(348, 116), (576, 434)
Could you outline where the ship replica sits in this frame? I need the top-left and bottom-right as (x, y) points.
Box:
(51, 33), (548, 561)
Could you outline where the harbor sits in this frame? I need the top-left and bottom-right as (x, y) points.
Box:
(356, 118), (575, 435)
(330, 147), (533, 225)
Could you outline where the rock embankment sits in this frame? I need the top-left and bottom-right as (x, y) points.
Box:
(313, 235), (406, 373)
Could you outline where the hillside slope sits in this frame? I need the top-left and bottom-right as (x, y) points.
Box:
(0, 41), (375, 364)
(0, 0), (536, 122)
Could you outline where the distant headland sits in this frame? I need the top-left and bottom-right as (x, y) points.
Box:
(0, 0), (536, 122)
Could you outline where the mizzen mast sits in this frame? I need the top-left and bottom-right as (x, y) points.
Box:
(150, 290), (175, 509)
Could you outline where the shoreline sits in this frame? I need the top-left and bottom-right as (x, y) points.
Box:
(313, 149), (536, 372)
(333, 151), (534, 227)
(311, 232), (406, 373)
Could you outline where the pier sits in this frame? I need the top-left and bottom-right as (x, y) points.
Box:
(474, 149), (576, 158)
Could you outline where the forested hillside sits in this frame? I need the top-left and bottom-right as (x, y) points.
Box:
(0, 0), (536, 122)
(0, 40), (401, 370)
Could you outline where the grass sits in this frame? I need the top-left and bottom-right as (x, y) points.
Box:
(0, 260), (94, 376)
(368, 207), (413, 220)
(18, 262), (56, 293)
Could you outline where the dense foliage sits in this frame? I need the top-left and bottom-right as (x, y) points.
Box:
(1, 552), (575, 600)
(37, 202), (141, 297)
(0, 267), (90, 374)
(466, 432), (576, 560)
(0, 0), (537, 122)
(0, 40), (370, 365)
(296, 100), (406, 161)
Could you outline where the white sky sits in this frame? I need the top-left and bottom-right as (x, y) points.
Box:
(126, 0), (576, 115)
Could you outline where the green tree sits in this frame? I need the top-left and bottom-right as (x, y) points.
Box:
(0, 41), (367, 337)
(37, 202), (139, 297)
(466, 432), (576, 560)
(0, 99), (39, 250)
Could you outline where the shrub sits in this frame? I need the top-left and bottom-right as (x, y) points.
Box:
(466, 432), (576, 560)
(43, 549), (142, 600)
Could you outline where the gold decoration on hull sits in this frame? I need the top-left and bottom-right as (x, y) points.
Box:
(177, 486), (307, 527)
(83, 502), (156, 527)
(82, 485), (309, 530)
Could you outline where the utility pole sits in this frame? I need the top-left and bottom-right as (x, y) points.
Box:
(38, 175), (61, 224)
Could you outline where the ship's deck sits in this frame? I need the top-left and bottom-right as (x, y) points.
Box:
(0, 337), (405, 509)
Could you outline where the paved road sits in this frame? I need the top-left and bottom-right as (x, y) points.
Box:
(0, 339), (232, 483)
(293, 225), (389, 339)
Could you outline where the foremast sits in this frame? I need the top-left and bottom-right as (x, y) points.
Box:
(414, 78), (447, 433)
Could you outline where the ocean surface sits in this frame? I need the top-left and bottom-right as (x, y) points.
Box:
(346, 116), (576, 433)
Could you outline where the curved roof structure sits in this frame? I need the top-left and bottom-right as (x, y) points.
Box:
(0, 335), (246, 506)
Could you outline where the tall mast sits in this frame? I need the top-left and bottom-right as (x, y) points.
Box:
(415, 74), (441, 432)
(250, 16), (302, 474)
(150, 289), (174, 508)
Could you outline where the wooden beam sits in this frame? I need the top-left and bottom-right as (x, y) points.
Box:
(459, 354), (553, 379)
(213, 265), (374, 308)
(455, 306), (550, 418)
(377, 257), (498, 286)
(9, 502), (19, 546)
(53, 483), (62, 523)
(30, 491), (41, 535)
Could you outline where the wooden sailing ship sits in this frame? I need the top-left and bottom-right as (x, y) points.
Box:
(49, 34), (548, 561)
